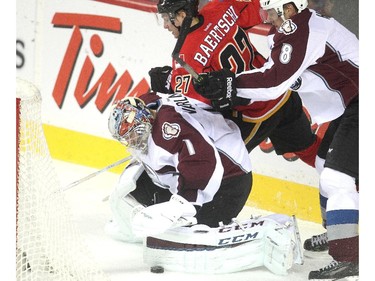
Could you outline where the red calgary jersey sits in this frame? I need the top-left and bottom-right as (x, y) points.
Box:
(170, 0), (288, 120)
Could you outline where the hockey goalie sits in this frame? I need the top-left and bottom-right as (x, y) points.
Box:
(105, 95), (303, 275)
(106, 180), (303, 275)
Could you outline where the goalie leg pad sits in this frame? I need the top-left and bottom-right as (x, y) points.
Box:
(263, 214), (304, 275)
(263, 226), (294, 275)
(106, 194), (144, 243)
(114, 160), (145, 198)
(144, 235), (264, 274)
(106, 161), (145, 242)
(142, 215), (302, 274)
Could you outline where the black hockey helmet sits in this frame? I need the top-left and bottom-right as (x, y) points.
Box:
(157, 0), (199, 20)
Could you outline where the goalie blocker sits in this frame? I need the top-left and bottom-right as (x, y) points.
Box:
(144, 214), (304, 275)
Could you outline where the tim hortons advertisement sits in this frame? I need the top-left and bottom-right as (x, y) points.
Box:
(16, 0), (321, 189)
(40, 0), (174, 137)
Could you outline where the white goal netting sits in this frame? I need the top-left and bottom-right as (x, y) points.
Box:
(16, 78), (110, 281)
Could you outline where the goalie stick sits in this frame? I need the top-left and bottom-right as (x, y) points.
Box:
(292, 215), (304, 265)
(62, 155), (132, 191)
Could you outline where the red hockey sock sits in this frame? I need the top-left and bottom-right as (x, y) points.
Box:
(294, 135), (322, 168)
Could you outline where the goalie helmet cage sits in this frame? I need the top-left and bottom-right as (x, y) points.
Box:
(15, 78), (110, 281)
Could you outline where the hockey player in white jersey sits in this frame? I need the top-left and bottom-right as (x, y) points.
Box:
(192, 0), (358, 279)
(105, 93), (303, 275)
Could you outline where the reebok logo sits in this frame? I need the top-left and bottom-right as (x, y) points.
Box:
(226, 77), (233, 98)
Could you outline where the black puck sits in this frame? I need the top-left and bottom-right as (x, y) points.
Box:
(150, 265), (164, 273)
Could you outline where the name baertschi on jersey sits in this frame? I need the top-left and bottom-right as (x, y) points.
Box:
(194, 5), (239, 66)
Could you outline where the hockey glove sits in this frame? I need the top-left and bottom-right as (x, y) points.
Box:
(132, 194), (197, 237)
(148, 65), (172, 93)
(211, 98), (232, 112)
(210, 96), (251, 111)
(192, 68), (236, 100)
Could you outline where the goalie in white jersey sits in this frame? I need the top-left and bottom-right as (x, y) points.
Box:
(108, 93), (252, 229)
(105, 93), (303, 275)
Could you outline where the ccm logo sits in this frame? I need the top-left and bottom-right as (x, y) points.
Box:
(218, 231), (259, 245)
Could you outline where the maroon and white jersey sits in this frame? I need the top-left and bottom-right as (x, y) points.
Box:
(134, 93), (252, 206)
(236, 9), (359, 124)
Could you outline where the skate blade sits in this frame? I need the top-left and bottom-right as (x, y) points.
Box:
(303, 249), (329, 259)
(309, 277), (358, 281)
(333, 276), (359, 281)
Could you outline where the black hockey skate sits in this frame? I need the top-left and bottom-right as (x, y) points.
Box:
(308, 260), (359, 280)
(304, 232), (328, 252)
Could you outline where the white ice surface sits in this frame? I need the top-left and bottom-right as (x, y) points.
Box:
(54, 160), (339, 281)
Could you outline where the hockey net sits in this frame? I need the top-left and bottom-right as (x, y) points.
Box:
(16, 78), (110, 281)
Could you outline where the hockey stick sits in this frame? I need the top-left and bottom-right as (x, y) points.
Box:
(62, 155), (132, 191)
(292, 215), (304, 265)
(173, 54), (203, 83)
(171, 14), (204, 84)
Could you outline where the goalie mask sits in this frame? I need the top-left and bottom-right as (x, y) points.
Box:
(108, 97), (154, 153)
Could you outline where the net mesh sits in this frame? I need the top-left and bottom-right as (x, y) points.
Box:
(16, 78), (110, 281)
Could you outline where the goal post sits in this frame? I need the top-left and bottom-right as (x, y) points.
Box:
(16, 78), (110, 281)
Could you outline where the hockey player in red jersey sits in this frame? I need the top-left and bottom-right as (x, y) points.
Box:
(164, 0), (264, 107)
(151, 0), (322, 168)
(193, 0), (359, 279)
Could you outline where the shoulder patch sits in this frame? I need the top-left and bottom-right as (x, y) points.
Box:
(290, 76), (302, 91)
(279, 19), (297, 35)
(162, 122), (181, 140)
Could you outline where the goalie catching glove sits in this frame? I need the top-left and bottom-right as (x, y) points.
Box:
(132, 194), (197, 237)
(192, 68), (250, 111)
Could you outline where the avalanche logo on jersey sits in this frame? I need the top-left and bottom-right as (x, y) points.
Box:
(290, 76), (302, 90)
(162, 122), (181, 140)
(279, 19), (297, 35)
